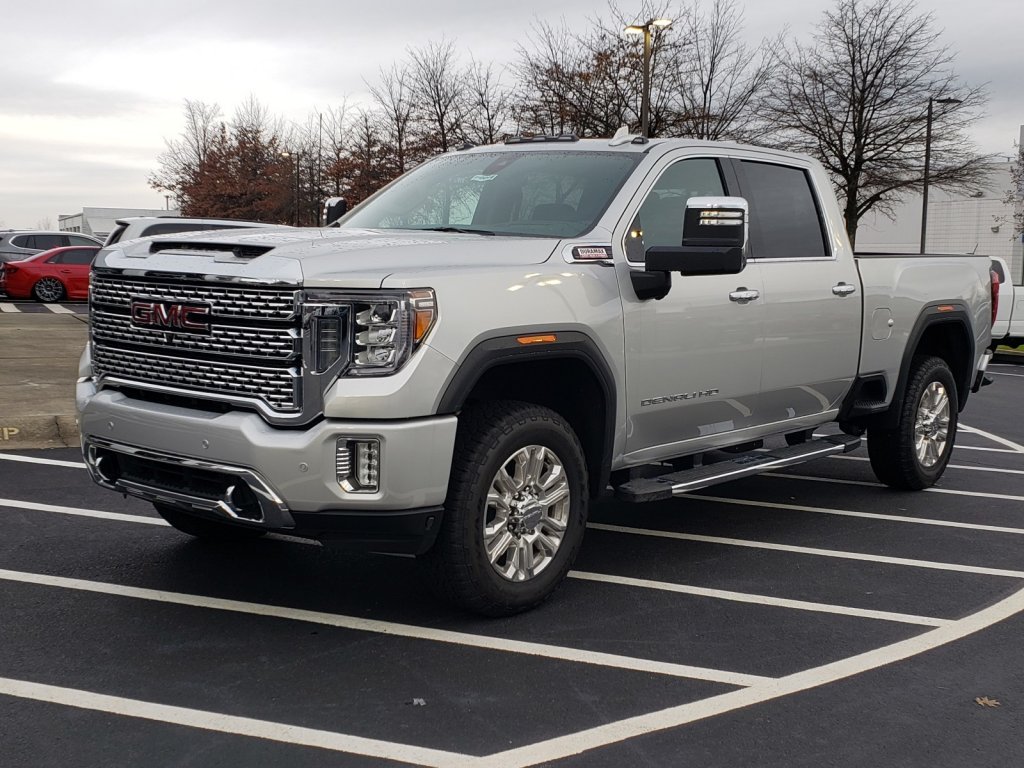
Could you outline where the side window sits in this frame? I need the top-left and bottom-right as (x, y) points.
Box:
(625, 158), (726, 262)
(63, 249), (97, 265)
(68, 235), (97, 246)
(740, 161), (829, 260)
(46, 252), (66, 263)
(31, 234), (64, 251)
(12, 235), (33, 249)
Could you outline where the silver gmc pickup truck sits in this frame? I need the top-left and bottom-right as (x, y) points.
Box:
(77, 134), (996, 615)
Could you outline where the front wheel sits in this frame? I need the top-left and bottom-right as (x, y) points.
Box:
(424, 401), (589, 616)
(867, 355), (957, 489)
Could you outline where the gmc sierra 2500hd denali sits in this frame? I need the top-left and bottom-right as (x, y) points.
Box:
(77, 134), (996, 615)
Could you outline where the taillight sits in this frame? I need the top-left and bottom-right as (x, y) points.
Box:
(990, 269), (1000, 328)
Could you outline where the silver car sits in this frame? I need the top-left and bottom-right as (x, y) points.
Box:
(0, 230), (102, 265)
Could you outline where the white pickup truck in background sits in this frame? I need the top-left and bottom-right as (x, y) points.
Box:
(991, 256), (1024, 349)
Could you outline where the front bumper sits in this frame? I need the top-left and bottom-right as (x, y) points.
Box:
(78, 383), (458, 551)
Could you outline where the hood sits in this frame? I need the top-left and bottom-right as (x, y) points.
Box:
(95, 227), (560, 288)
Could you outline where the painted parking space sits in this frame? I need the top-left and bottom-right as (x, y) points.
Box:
(0, 299), (87, 314)
(1, 381), (1023, 765)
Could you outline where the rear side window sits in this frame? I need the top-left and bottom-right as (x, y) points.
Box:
(740, 161), (829, 260)
(68, 235), (98, 247)
(62, 249), (97, 265)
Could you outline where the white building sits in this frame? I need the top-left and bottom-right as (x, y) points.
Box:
(58, 207), (180, 241)
(856, 125), (1024, 281)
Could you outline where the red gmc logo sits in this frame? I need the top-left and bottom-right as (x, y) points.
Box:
(130, 300), (211, 334)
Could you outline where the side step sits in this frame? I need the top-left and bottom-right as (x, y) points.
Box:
(615, 434), (861, 503)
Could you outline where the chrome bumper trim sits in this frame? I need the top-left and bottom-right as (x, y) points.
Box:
(83, 438), (295, 529)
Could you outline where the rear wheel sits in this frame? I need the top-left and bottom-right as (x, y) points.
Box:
(154, 503), (266, 541)
(867, 355), (957, 489)
(424, 401), (589, 616)
(33, 277), (64, 303)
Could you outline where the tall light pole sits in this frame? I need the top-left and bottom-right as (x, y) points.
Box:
(920, 96), (963, 253)
(624, 18), (672, 138)
(281, 150), (302, 226)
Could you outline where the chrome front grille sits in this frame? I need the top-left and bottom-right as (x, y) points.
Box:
(91, 310), (299, 360)
(92, 345), (300, 411)
(90, 272), (303, 415)
(90, 275), (299, 320)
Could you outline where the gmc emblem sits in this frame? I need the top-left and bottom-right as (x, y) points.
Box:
(130, 300), (212, 334)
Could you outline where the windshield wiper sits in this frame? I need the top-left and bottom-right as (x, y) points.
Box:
(418, 226), (496, 236)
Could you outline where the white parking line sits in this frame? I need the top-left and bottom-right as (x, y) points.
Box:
(959, 424), (1024, 454)
(46, 304), (76, 314)
(955, 445), (1019, 454)
(0, 498), (166, 525)
(587, 523), (1024, 579)
(0, 453), (87, 469)
(569, 571), (949, 627)
(831, 454), (1024, 476)
(474, 584), (1024, 768)
(0, 568), (769, 687)
(0, 302), (20, 313)
(683, 493), (1024, 536)
(0, 676), (469, 768)
(764, 472), (1024, 503)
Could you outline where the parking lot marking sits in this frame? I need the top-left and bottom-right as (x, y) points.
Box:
(45, 304), (75, 314)
(0, 676), (471, 768)
(0, 453), (87, 469)
(955, 445), (1019, 454)
(959, 423), (1024, 454)
(587, 523), (1024, 579)
(0, 303), (20, 313)
(473, 583), (1024, 768)
(684, 493), (1024, 536)
(0, 497), (167, 525)
(0, 568), (771, 686)
(569, 571), (949, 626)
(831, 454), (1024, 476)
(767, 472), (1024, 503)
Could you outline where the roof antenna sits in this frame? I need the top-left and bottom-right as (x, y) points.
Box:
(609, 126), (634, 146)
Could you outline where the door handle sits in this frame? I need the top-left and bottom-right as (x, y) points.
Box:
(832, 282), (856, 297)
(729, 288), (760, 303)
(60, 269), (72, 274)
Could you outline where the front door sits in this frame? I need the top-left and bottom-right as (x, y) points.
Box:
(616, 155), (765, 463)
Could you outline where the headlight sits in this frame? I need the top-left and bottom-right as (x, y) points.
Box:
(303, 289), (436, 378)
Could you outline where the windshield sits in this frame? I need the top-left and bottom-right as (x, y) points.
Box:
(340, 151), (640, 238)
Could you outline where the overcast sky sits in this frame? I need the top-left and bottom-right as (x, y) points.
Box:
(1, 0), (1020, 229)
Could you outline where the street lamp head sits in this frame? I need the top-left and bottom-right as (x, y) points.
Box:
(624, 24), (645, 35)
(651, 18), (673, 28)
(934, 97), (963, 105)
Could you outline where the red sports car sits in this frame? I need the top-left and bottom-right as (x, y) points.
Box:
(1, 245), (99, 302)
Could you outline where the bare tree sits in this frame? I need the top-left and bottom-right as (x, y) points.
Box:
(1001, 144), (1024, 239)
(763, 0), (989, 245)
(463, 59), (515, 145)
(149, 99), (223, 204)
(409, 40), (466, 153)
(369, 65), (418, 173)
(673, 0), (776, 141)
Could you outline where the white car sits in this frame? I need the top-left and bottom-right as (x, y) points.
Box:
(990, 257), (1023, 348)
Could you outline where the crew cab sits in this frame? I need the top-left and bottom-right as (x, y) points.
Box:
(77, 135), (995, 615)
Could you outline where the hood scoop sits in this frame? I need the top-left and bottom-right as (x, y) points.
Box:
(148, 241), (274, 260)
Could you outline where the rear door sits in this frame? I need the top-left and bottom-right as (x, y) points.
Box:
(732, 158), (861, 425)
(616, 153), (765, 462)
(59, 248), (97, 298)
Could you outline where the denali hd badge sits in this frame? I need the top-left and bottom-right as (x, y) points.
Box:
(130, 300), (212, 334)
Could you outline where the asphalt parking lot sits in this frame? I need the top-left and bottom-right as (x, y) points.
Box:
(2, 342), (1023, 766)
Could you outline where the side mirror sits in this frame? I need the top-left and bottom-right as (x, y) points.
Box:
(645, 196), (748, 276)
(322, 197), (348, 226)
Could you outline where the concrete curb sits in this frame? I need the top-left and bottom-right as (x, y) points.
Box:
(0, 414), (80, 451)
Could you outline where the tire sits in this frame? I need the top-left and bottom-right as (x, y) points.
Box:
(423, 401), (589, 616)
(33, 277), (65, 303)
(867, 355), (957, 490)
(154, 503), (267, 541)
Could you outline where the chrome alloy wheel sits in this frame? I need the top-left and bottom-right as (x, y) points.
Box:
(483, 445), (571, 582)
(34, 277), (64, 302)
(914, 380), (951, 468)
